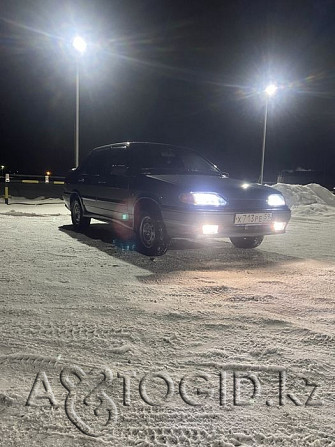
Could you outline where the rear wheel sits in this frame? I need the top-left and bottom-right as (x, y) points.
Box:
(136, 210), (169, 256)
(71, 198), (91, 231)
(230, 235), (264, 249)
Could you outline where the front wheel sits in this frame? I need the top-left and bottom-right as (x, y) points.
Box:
(230, 235), (264, 249)
(71, 198), (91, 231)
(136, 210), (169, 256)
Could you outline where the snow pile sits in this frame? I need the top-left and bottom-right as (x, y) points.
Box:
(0, 197), (67, 216)
(271, 183), (335, 216)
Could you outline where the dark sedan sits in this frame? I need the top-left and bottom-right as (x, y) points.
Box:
(63, 142), (291, 256)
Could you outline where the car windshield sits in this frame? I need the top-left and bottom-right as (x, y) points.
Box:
(130, 144), (222, 176)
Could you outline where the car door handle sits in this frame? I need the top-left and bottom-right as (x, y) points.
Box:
(78, 178), (85, 183)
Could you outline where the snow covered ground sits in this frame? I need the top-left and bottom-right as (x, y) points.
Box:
(0, 185), (334, 446)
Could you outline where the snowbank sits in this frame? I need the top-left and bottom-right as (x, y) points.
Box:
(0, 197), (68, 216)
(271, 183), (335, 216)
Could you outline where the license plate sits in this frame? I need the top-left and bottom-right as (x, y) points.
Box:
(234, 212), (273, 225)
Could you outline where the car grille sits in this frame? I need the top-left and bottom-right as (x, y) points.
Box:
(226, 198), (268, 211)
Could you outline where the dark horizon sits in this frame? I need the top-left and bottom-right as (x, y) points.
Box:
(1, 0), (335, 181)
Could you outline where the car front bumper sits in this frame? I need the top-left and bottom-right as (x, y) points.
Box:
(162, 207), (291, 238)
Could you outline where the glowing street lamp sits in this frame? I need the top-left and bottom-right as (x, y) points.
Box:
(1, 165), (4, 176)
(265, 84), (277, 97)
(72, 36), (87, 54)
(72, 36), (87, 167)
(259, 83), (277, 184)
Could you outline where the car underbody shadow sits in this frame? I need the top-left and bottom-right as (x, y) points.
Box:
(59, 221), (300, 276)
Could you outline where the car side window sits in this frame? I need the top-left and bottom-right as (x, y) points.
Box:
(84, 150), (110, 176)
(82, 148), (128, 176)
(109, 149), (128, 173)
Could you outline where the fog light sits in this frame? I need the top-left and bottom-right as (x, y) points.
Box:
(273, 221), (286, 232)
(202, 224), (219, 235)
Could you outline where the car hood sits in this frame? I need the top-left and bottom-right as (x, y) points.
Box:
(145, 174), (278, 200)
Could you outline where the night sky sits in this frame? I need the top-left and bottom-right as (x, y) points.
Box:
(1, 0), (334, 180)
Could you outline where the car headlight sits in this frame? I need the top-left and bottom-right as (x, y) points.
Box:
(179, 192), (227, 206)
(267, 193), (286, 207)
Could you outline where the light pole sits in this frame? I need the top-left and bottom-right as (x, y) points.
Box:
(1, 165), (4, 177)
(72, 36), (87, 167)
(259, 83), (277, 184)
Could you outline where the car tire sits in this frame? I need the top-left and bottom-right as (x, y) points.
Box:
(136, 210), (169, 256)
(71, 198), (91, 231)
(230, 236), (264, 249)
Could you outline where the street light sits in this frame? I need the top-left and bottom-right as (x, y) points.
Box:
(265, 84), (277, 97)
(72, 36), (87, 167)
(73, 36), (87, 54)
(259, 83), (277, 184)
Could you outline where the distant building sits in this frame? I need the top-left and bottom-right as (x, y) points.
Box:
(277, 168), (334, 192)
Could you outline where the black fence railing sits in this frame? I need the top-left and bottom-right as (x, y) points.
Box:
(1, 174), (66, 201)
(0, 174), (65, 185)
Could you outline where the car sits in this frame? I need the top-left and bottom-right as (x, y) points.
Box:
(63, 142), (291, 256)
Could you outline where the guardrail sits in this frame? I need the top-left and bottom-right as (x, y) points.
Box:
(1, 174), (66, 203)
(1, 174), (65, 184)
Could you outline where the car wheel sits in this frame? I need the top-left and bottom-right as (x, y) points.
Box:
(136, 210), (169, 256)
(230, 236), (264, 249)
(71, 198), (91, 231)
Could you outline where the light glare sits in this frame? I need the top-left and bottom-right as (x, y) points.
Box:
(265, 84), (278, 96)
(72, 36), (87, 54)
(267, 194), (285, 207)
(192, 193), (226, 206)
(202, 225), (219, 235)
(179, 192), (227, 206)
(273, 222), (286, 232)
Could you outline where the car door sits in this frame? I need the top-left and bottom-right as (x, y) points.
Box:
(76, 149), (110, 214)
(94, 148), (131, 221)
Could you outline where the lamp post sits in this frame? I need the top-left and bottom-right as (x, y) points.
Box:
(72, 36), (87, 167)
(259, 83), (277, 184)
